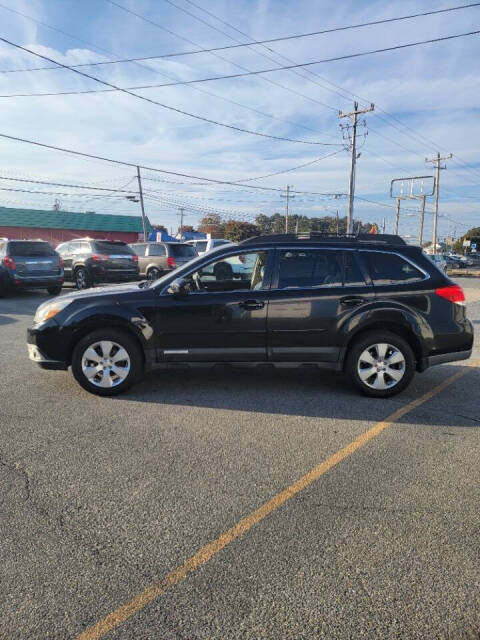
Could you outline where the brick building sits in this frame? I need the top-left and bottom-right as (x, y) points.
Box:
(0, 206), (151, 245)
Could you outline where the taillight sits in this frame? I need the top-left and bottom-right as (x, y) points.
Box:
(59, 257), (64, 269)
(167, 257), (176, 268)
(2, 256), (15, 270)
(436, 284), (465, 305)
(92, 254), (110, 261)
(131, 254), (138, 263)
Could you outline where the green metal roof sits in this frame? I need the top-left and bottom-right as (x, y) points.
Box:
(0, 206), (152, 233)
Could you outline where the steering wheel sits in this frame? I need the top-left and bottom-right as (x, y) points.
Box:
(192, 272), (204, 291)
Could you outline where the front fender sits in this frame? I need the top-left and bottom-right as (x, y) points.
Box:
(61, 303), (154, 356)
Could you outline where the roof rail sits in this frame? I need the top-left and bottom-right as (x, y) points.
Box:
(240, 232), (406, 246)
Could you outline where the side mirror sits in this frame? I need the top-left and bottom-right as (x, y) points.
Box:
(167, 278), (191, 298)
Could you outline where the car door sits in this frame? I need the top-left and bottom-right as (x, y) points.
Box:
(267, 248), (374, 363)
(154, 249), (273, 362)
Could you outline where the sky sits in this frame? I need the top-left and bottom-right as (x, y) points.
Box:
(0, 0), (479, 240)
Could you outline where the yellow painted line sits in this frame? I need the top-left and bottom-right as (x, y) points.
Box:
(77, 360), (479, 640)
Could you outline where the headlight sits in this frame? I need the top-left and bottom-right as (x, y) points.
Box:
(34, 298), (72, 324)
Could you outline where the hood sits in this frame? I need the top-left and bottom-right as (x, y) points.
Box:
(57, 282), (144, 303)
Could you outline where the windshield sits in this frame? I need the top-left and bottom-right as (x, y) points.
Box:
(9, 241), (56, 257)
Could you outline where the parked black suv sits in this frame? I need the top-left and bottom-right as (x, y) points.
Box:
(56, 238), (139, 289)
(28, 233), (473, 397)
(0, 239), (63, 296)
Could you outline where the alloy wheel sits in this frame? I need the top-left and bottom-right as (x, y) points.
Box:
(81, 340), (131, 388)
(357, 343), (406, 390)
(75, 269), (87, 289)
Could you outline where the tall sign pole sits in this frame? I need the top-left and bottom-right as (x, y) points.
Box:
(339, 102), (374, 233)
(426, 152), (452, 254)
(418, 195), (426, 245)
(136, 165), (148, 241)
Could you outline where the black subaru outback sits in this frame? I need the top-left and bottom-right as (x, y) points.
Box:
(27, 233), (473, 397)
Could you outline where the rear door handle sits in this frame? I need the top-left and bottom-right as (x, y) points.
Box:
(340, 296), (366, 307)
(239, 299), (265, 310)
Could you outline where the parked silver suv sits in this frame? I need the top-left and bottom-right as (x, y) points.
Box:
(130, 242), (197, 280)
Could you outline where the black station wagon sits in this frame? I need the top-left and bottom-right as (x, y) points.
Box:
(28, 233), (473, 397)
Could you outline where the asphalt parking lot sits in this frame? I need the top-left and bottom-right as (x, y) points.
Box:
(1, 280), (480, 640)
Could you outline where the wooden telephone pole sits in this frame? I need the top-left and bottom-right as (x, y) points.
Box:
(339, 102), (374, 233)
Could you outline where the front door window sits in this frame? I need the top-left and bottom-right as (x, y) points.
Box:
(187, 251), (268, 293)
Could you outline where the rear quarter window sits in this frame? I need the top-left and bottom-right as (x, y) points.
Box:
(8, 242), (56, 257)
(361, 252), (425, 284)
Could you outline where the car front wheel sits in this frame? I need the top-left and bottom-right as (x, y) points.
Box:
(71, 329), (143, 396)
(147, 267), (162, 280)
(346, 331), (415, 398)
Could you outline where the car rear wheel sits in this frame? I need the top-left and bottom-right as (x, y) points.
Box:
(346, 331), (415, 398)
(74, 267), (92, 289)
(71, 329), (143, 396)
(147, 267), (162, 281)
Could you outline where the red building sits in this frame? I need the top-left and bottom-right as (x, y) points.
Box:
(0, 206), (151, 245)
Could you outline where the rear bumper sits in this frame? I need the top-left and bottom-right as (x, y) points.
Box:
(7, 273), (63, 289)
(423, 348), (472, 369)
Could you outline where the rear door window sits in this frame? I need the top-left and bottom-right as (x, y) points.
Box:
(195, 241), (208, 252)
(8, 242), (55, 257)
(171, 244), (197, 258)
(361, 252), (425, 284)
(344, 252), (366, 286)
(277, 250), (343, 289)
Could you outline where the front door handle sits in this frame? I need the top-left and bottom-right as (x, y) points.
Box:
(340, 296), (366, 307)
(239, 299), (265, 310)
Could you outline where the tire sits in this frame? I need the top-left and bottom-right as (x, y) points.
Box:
(47, 286), (62, 295)
(345, 330), (415, 398)
(71, 329), (144, 396)
(74, 267), (92, 290)
(147, 267), (162, 281)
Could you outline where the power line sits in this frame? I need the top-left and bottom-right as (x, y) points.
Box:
(105, 0), (339, 113)
(0, 37), (339, 146)
(0, 186), (136, 198)
(0, 131), (342, 195)
(5, 1), (476, 73)
(0, 3), (341, 141)
(4, 30), (479, 100)
(0, 174), (138, 193)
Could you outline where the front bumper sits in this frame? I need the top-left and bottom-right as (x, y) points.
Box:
(27, 330), (68, 370)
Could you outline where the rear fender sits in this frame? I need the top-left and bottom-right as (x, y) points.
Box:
(339, 305), (434, 368)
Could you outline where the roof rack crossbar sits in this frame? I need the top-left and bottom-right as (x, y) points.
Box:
(240, 233), (406, 246)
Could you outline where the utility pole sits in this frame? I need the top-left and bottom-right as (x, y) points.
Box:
(136, 166), (148, 241)
(177, 207), (186, 237)
(382, 217), (386, 233)
(394, 198), (401, 235)
(336, 210), (339, 235)
(418, 195), (426, 245)
(425, 152), (452, 254)
(280, 185), (295, 233)
(339, 101), (374, 233)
